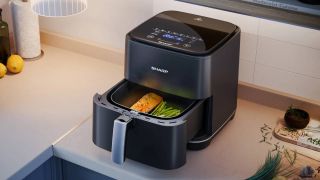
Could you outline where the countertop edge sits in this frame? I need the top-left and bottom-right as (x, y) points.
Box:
(8, 146), (53, 180)
(1, 44), (124, 180)
(53, 145), (147, 180)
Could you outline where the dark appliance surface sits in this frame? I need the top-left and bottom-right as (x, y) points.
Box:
(128, 10), (237, 55)
(93, 10), (241, 170)
(125, 11), (238, 99)
(93, 80), (204, 169)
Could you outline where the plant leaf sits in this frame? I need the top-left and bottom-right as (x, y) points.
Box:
(247, 152), (282, 180)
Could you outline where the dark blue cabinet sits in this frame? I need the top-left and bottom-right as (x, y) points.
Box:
(24, 157), (113, 180)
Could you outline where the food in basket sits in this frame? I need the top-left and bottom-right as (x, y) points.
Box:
(130, 93), (163, 113)
(151, 101), (181, 118)
(130, 93), (181, 118)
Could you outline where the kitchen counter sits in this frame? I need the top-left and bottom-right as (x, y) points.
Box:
(0, 44), (123, 179)
(1, 42), (319, 179)
(53, 98), (319, 179)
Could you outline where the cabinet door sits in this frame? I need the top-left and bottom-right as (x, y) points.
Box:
(61, 160), (113, 180)
(24, 157), (113, 180)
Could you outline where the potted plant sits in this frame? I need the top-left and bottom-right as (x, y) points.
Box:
(284, 106), (310, 129)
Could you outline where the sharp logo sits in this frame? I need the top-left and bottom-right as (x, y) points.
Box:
(151, 66), (168, 74)
(193, 17), (203, 22)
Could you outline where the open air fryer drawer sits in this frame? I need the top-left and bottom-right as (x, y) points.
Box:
(93, 10), (240, 170)
(93, 79), (206, 169)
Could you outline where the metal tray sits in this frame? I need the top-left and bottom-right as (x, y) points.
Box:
(109, 80), (197, 119)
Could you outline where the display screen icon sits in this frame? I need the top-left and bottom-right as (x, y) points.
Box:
(162, 33), (184, 42)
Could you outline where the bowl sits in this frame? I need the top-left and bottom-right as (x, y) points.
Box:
(284, 108), (310, 129)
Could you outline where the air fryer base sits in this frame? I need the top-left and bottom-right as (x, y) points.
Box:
(93, 80), (205, 170)
(187, 110), (235, 150)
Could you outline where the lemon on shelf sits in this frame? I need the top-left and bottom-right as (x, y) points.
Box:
(0, 63), (7, 78)
(7, 55), (24, 74)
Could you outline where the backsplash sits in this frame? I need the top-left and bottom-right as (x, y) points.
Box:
(39, 0), (153, 50)
(153, 0), (320, 102)
(0, 0), (318, 102)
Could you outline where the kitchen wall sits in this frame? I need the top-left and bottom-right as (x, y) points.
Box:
(153, 0), (320, 102)
(39, 0), (153, 50)
(1, 0), (319, 102)
(0, 0), (153, 50)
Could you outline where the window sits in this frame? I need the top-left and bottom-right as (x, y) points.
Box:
(177, 0), (320, 30)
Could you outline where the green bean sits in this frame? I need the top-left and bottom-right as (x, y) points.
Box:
(151, 102), (162, 114)
(161, 108), (174, 114)
(151, 101), (165, 115)
(150, 101), (181, 118)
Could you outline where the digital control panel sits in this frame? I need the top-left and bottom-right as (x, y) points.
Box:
(146, 28), (203, 49)
(128, 11), (237, 54)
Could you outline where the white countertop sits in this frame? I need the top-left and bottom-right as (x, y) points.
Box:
(0, 44), (123, 179)
(53, 99), (319, 179)
(1, 43), (318, 179)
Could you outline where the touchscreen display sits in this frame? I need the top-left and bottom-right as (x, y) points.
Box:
(161, 33), (185, 42)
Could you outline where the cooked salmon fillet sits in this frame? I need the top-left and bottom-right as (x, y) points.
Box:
(130, 93), (163, 113)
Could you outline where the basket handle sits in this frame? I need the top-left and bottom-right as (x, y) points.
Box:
(111, 115), (132, 165)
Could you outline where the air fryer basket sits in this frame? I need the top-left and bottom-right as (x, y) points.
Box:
(110, 81), (197, 119)
(93, 80), (205, 168)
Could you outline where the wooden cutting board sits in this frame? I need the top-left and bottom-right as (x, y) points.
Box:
(274, 119), (320, 152)
(281, 151), (320, 179)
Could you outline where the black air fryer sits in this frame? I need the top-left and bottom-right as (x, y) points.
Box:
(93, 11), (240, 170)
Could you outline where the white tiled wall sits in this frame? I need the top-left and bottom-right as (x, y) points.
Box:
(259, 19), (320, 49)
(39, 0), (154, 50)
(153, 0), (320, 102)
(254, 64), (320, 100)
(256, 37), (320, 79)
(240, 33), (258, 62)
(239, 59), (255, 83)
(3, 0), (318, 101)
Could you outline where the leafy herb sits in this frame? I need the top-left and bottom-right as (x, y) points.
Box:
(247, 149), (298, 180)
(286, 105), (306, 119)
(283, 127), (296, 132)
(277, 149), (297, 177)
(150, 101), (181, 118)
(283, 149), (297, 166)
(287, 105), (298, 116)
(255, 124), (300, 179)
(247, 152), (282, 180)
(307, 137), (320, 146)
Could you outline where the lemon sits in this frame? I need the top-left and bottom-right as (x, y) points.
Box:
(7, 55), (24, 74)
(0, 63), (7, 78)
